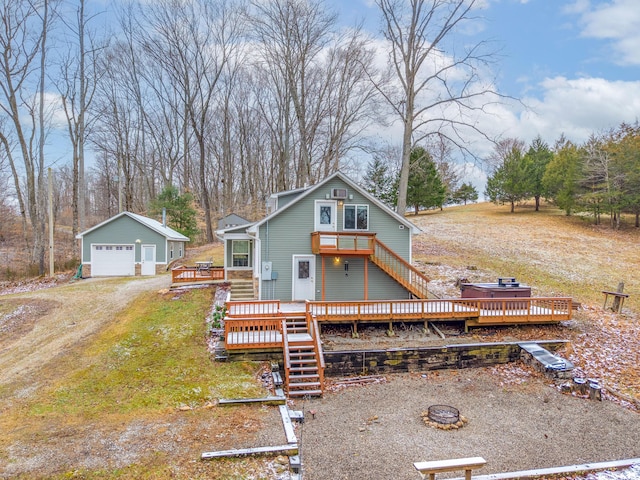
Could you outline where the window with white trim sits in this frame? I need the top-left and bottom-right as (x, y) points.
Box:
(343, 204), (369, 230)
(232, 240), (250, 267)
(170, 244), (174, 260)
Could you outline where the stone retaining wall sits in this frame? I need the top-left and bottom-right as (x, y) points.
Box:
(225, 340), (569, 376)
(322, 340), (568, 376)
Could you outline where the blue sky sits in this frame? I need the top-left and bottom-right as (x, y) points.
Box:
(45, 0), (640, 190)
(329, 0), (640, 143)
(325, 0), (640, 189)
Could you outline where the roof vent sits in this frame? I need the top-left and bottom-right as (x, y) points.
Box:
(331, 188), (348, 199)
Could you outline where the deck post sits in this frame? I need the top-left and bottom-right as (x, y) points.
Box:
(364, 258), (368, 300)
(352, 321), (359, 338)
(321, 256), (326, 301)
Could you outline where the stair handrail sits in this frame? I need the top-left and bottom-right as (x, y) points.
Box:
(371, 238), (430, 299)
(281, 318), (291, 390)
(308, 311), (325, 393)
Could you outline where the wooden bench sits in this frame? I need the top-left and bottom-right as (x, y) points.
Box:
(602, 290), (629, 313)
(414, 457), (487, 480)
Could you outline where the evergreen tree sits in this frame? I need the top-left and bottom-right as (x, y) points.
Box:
(362, 157), (395, 207)
(485, 143), (529, 212)
(523, 136), (553, 211)
(149, 186), (199, 240)
(406, 147), (446, 215)
(452, 182), (478, 205)
(542, 137), (582, 216)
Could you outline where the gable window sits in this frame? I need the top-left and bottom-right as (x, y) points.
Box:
(232, 240), (250, 267)
(344, 205), (369, 230)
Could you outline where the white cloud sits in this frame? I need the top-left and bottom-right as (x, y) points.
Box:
(575, 0), (640, 65)
(515, 76), (640, 144)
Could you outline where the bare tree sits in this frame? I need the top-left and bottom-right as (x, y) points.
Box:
(56, 0), (103, 248)
(374, 0), (504, 214)
(250, 0), (336, 187)
(141, 0), (245, 242)
(0, 0), (55, 273)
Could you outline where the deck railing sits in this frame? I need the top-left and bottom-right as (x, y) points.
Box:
(226, 300), (281, 317)
(308, 313), (325, 392)
(371, 239), (430, 299)
(171, 265), (224, 283)
(473, 297), (573, 324)
(282, 318), (292, 386)
(224, 317), (283, 349)
(310, 232), (376, 254)
(307, 297), (572, 323)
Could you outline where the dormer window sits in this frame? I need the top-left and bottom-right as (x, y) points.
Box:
(344, 204), (368, 230)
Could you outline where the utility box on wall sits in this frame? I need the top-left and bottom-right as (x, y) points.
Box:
(262, 261), (273, 280)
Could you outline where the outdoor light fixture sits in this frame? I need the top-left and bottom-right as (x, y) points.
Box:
(135, 239), (141, 243)
(334, 256), (341, 265)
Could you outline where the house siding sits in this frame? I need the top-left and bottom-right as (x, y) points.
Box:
(81, 215), (166, 263)
(258, 177), (413, 301)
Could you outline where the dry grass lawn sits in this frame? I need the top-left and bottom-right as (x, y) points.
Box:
(0, 203), (638, 479)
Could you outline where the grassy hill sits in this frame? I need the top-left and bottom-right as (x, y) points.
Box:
(412, 201), (639, 311)
(0, 201), (638, 478)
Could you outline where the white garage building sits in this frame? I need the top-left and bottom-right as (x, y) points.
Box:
(76, 212), (190, 277)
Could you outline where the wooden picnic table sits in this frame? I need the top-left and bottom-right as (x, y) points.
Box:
(195, 261), (213, 273)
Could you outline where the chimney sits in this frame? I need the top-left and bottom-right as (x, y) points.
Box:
(162, 208), (166, 228)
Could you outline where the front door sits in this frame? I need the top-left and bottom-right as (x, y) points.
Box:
(315, 200), (337, 246)
(141, 245), (156, 275)
(292, 255), (315, 301)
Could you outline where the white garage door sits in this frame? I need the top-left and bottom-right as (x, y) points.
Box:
(92, 245), (135, 276)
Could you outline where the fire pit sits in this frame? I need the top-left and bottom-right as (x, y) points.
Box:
(427, 404), (460, 424)
(421, 405), (468, 430)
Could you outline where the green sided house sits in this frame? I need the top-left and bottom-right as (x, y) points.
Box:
(216, 171), (428, 301)
(76, 212), (189, 277)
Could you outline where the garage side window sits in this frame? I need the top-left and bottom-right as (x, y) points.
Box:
(170, 243), (174, 260)
(232, 240), (250, 267)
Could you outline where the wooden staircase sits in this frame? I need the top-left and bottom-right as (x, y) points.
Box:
(282, 315), (325, 398)
(370, 238), (430, 299)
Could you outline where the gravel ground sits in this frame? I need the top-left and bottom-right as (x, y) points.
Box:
(289, 368), (640, 480)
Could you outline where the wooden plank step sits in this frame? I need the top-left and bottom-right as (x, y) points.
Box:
(289, 359), (317, 365)
(278, 405), (298, 444)
(288, 373), (319, 380)
(288, 389), (322, 397)
(289, 366), (318, 372)
(272, 371), (283, 387)
(288, 349), (315, 354)
(289, 382), (321, 389)
(218, 396), (286, 406)
(201, 444), (298, 460)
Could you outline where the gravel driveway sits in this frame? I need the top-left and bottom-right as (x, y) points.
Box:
(293, 369), (640, 480)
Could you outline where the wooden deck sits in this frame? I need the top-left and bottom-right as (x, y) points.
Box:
(223, 297), (573, 351)
(307, 297), (572, 327)
(171, 265), (225, 284)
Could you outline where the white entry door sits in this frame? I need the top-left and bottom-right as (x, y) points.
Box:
(315, 200), (337, 247)
(292, 255), (315, 301)
(141, 245), (156, 275)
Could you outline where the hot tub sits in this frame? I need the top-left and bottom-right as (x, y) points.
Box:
(460, 277), (531, 298)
